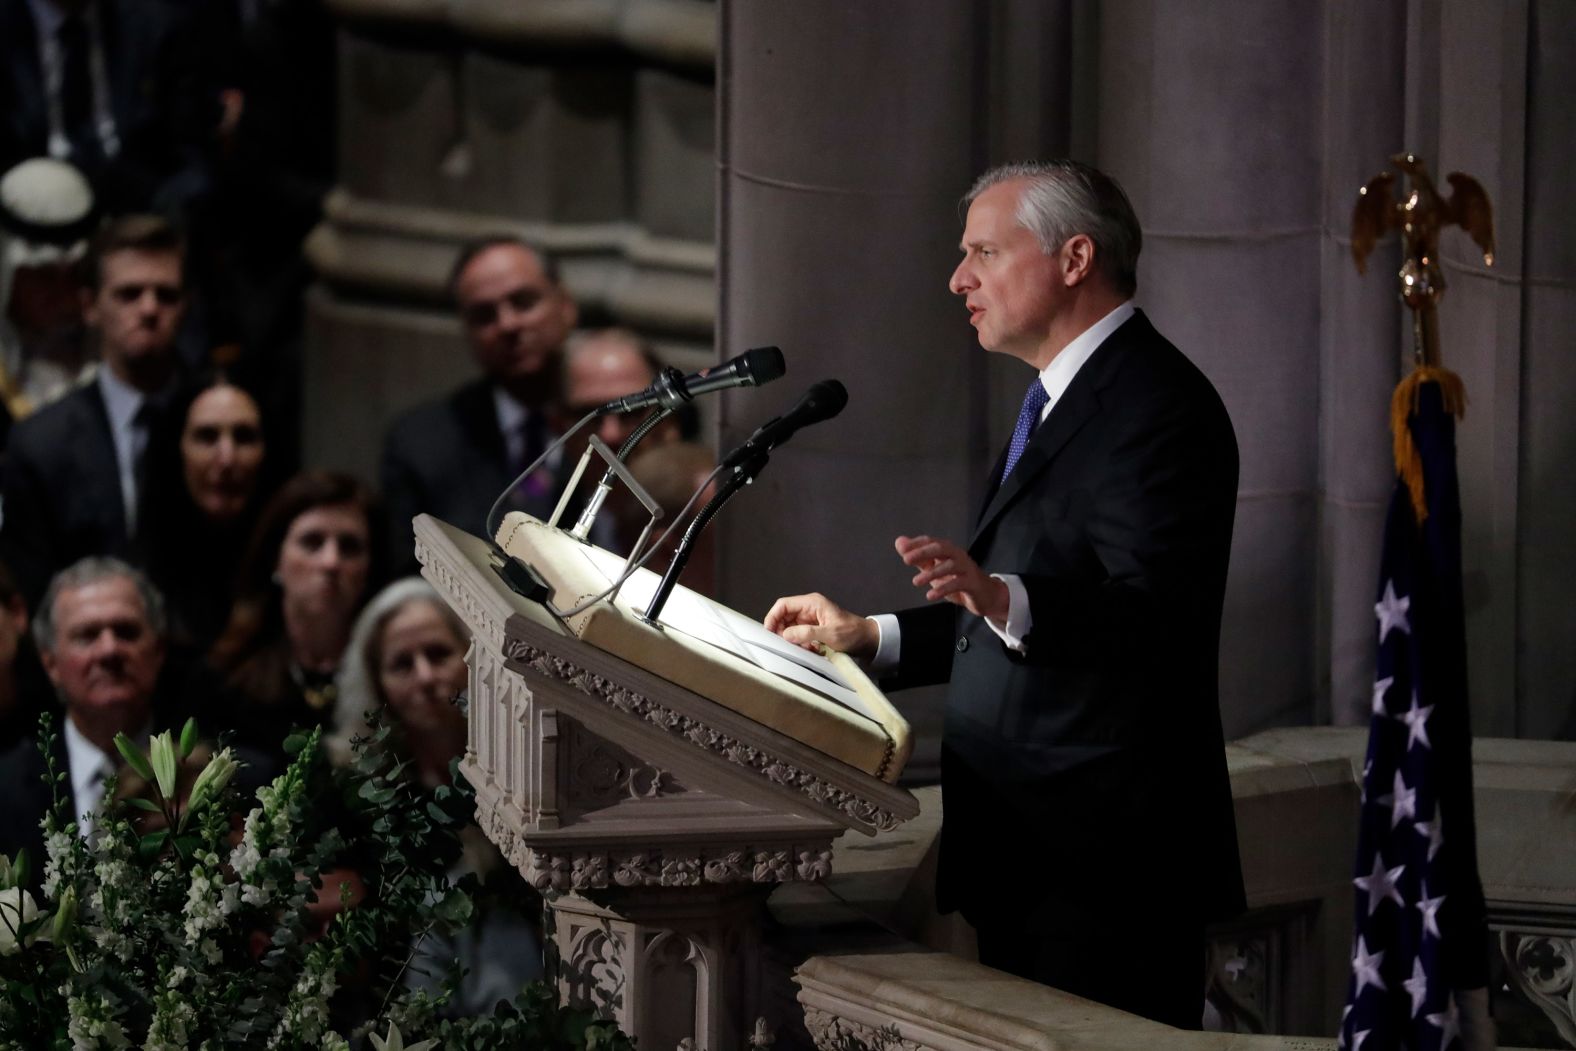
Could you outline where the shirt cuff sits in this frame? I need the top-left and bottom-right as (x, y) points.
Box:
(984, 573), (1031, 652)
(868, 614), (901, 672)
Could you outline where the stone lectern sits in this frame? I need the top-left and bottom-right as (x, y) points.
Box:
(414, 512), (918, 1051)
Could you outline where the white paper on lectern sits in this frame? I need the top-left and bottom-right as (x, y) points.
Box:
(573, 546), (881, 725)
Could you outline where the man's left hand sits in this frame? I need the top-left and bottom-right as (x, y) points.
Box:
(896, 535), (1009, 622)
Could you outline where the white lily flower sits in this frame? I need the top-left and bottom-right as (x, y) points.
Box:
(0, 886), (49, 954)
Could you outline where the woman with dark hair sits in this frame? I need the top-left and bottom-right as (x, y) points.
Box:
(140, 367), (284, 651)
(203, 470), (378, 754)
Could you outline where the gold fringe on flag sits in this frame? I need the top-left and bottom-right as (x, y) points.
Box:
(1390, 365), (1466, 524)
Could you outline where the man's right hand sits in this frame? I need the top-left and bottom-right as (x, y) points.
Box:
(763, 592), (878, 660)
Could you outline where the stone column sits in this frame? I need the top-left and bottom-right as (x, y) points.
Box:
(1515, 0), (1576, 738)
(1095, 1), (1331, 736)
(1316, 3), (1409, 726)
(715, 1), (992, 776)
(1408, 1), (1529, 737)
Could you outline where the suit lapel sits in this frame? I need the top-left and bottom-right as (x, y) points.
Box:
(968, 310), (1151, 547)
(75, 386), (130, 542)
(970, 377), (1099, 547)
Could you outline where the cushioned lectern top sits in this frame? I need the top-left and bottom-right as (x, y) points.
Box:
(495, 512), (911, 783)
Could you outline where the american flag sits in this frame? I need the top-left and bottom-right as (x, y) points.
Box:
(1340, 377), (1489, 1050)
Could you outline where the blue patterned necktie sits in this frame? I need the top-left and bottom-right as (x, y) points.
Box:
(1001, 377), (1050, 484)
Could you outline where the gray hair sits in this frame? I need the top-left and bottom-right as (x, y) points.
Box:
(34, 557), (167, 652)
(965, 160), (1142, 297)
(327, 577), (469, 764)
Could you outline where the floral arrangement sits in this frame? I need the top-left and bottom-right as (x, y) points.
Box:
(0, 718), (633, 1051)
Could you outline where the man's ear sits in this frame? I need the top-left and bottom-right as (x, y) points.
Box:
(1061, 234), (1097, 287)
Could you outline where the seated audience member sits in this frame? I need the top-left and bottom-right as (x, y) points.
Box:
(0, 559), (51, 750)
(0, 213), (189, 604)
(203, 471), (376, 756)
(0, 558), (189, 873)
(141, 367), (278, 651)
(331, 578), (543, 1007)
(380, 237), (576, 575)
(559, 328), (684, 461)
(622, 442), (719, 596)
(0, 157), (96, 439)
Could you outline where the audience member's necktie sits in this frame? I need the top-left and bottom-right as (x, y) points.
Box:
(1001, 377), (1050, 484)
(57, 16), (98, 162)
(127, 401), (157, 536)
(510, 410), (552, 505)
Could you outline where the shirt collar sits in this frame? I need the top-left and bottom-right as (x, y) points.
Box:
(63, 713), (117, 806)
(1036, 300), (1137, 407)
(97, 364), (146, 434)
(491, 384), (527, 436)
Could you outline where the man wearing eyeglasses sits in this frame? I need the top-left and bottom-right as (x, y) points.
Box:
(1, 213), (187, 604)
(380, 236), (579, 575)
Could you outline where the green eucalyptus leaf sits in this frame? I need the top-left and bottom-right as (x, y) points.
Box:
(114, 733), (155, 782)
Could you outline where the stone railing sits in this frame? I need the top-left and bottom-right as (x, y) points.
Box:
(782, 729), (1576, 1049)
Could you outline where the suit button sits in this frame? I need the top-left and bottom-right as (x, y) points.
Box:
(956, 636), (969, 653)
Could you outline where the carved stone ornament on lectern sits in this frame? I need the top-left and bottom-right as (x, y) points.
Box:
(413, 515), (917, 1051)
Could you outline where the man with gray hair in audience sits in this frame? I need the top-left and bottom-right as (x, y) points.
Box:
(0, 557), (174, 869)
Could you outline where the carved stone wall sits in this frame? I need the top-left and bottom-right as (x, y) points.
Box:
(305, 0), (717, 483)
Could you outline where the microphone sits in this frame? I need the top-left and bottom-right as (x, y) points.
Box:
(599, 345), (786, 415)
(720, 379), (848, 468)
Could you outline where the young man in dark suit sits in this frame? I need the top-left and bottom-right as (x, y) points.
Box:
(0, 214), (187, 604)
(380, 237), (577, 575)
(766, 161), (1244, 1028)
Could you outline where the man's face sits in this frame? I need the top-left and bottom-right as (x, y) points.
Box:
(39, 576), (164, 721)
(84, 249), (185, 377)
(565, 336), (662, 451)
(455, 244), (576, 386)
(948, 179), (1068, 363)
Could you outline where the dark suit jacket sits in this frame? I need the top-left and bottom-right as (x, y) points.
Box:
(1, 382), (129, 605)
(0, 725), (68, 883)
(0, 0), (203, 214)
(889, 311), (1245, 935)
(380, 379), (562, 576)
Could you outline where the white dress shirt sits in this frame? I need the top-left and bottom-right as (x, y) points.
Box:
(869, 301), (1137, 670)
(97, 366), (155, 536)
(63, 716), (120, 837)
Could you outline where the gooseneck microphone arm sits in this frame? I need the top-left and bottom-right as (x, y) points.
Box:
(640, 378), (848, 625)
(640, 449), (767, 625)
(571, 348), (786, 542)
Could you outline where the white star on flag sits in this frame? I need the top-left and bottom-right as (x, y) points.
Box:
(1413, 812), (1445, 861)
(1426, 998), (1461, 1049)
(1403, 956), (1429, 1017)
(1375, 580), (1411, 642)
(1417, 883), (1446, 940)
(1351, 1030), (1370, 1051)
(1354, 852), (1406, 916)
(1379, 769), (1418, 828)
(1351, 935), (1387, 996)
(1400, 692), (1434, 751)
(1372, 676), (1394, 717)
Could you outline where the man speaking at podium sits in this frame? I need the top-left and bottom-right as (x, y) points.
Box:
(765, 161), (1244, 1028)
